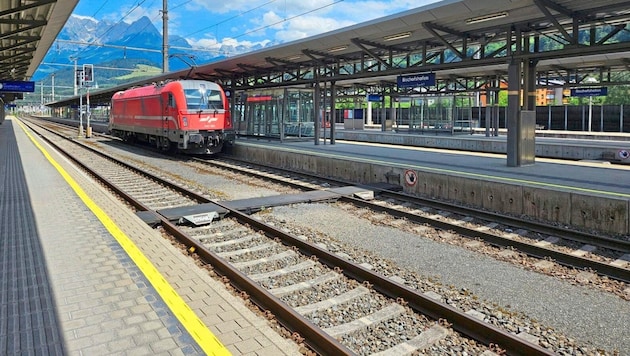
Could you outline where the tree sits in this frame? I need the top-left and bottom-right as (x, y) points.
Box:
(603, 85), (630, 105)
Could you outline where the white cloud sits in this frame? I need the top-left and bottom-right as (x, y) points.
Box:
(187, 37), (272, 56)
(219, 1), (432, 42)
(71, 14), (98, 23)
(272, 14), (355, 42)
(187, 38), (221, 50)
(260, 11), (285, 31)
(183, 0), (343, 38)
(92, 0), (436, 56)
(241, 4), (355, 42)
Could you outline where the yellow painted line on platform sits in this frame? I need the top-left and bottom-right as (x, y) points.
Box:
(242, 141), (630, 199)
(16, 118), (231, 356)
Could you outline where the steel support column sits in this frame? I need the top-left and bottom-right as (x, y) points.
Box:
(485, 86), (492, 137)
(493, 89), (500, 136)
(524, 60), (537, 111)
(493, 77), (500, 137)
(507, 58), (536, 166)
(314, 80), (321, 146)
(330, 81), (336, 145)
(507, 58), (522, 167)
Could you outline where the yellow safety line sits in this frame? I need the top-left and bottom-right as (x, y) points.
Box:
(243, 141), (630, 198)
(16, 118), (231, 356)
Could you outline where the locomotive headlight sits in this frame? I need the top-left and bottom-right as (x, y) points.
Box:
(183, 117), (188, 127)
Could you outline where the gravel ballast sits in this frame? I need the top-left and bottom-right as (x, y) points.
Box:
(98, 143), (629, 354)
(267, 203), (629, 353)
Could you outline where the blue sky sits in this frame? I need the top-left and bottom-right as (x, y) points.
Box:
(71, 0), (439, 51)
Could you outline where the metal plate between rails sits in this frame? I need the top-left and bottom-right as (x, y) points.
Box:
(327, 186), (376, 200)
(157, 202), (229, 222)
(135, 210), (163, 227)
(181, 211), (220, 226)
(220, 190), (343, 213)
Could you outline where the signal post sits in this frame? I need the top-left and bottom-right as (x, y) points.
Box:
(76, 64), (94, 137)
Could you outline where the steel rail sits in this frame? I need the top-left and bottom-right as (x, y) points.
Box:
(20, 119), (355, 356)
(374, 189), (630, 253)
(203, 156), (630, 282)
(206, 156), (630, 253)
(218, 202), (554, 356)
(24, 118), (553, 355)
(345, 196), (630, 283)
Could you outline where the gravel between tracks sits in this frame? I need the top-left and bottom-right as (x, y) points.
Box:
(99, 142), (629, 354)
(267, 203), (629, 353)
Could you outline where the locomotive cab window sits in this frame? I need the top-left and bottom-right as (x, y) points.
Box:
(185, 89), (224, 110)
(168, 93), (175, 108)
(207, 90), (224, 110)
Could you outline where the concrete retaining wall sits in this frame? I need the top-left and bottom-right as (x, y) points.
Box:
(232, 143), (629, 235)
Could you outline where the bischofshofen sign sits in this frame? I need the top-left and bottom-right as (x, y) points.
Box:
(570, 87), (608, 97)
(397, 73), (436, 88)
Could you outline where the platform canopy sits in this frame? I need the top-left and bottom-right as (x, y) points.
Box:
(0, 0), (78, 84)
(50, 0), (630, 107)
(151, 0), (630, 82)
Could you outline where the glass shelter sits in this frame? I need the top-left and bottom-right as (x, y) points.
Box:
(235, 88), (315, 140)
(396, 93), (477, 133)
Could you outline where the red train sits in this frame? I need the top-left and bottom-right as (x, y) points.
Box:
(109, 80), (235, 154)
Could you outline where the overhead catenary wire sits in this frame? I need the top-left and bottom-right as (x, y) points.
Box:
(43, 1), (348, 74)
(183, 0), (278, 38)
(232, 0), (343, 40)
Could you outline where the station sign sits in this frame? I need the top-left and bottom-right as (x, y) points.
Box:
(0, 80), (35, 92)
(397, 73), (436, 88)
(366, 94), (383, 102)
(570, 87), (608, 97)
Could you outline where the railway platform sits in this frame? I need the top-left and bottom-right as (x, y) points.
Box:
(232, 132), (630, 236)
(332, 124), (630, 163)
(0, 116), (301, 355)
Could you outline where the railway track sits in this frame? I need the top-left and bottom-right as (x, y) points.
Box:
(21, 117), (561, 355)
(189, 156), (630, 288)
(42, 117), (630, 287)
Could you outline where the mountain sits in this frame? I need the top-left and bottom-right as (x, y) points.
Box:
(34, 14), (262, 94)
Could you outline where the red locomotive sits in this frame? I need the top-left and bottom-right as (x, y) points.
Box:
(109, 80), (235, 154)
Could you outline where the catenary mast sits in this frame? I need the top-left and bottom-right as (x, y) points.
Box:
(162, 0), (168, 73)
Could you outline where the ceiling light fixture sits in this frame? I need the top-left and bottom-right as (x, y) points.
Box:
(465, 11), (508, 25)
(285, 55), (301, 61)
(327, 45), (348, 53)
(384, 32), (412, 41)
